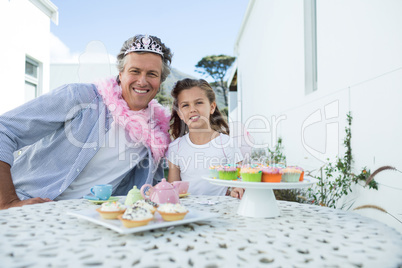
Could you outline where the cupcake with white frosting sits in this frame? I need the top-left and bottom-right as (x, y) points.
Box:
(134, 199), (158, 214)
(157, 203), (188, 221)
(96, 201), (126, 219)
(118, 206), (154, 228)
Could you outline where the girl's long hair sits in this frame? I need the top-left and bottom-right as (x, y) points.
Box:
(170, 78), (229, 140)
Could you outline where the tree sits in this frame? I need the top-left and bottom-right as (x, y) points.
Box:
(195, 54), (235, 107)
(155, 84), (172, 108)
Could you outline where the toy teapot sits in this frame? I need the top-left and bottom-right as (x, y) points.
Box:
(125, 186), (144, 206)
(140, 179), (180, 204)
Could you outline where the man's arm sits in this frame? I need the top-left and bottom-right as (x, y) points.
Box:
(0, 161), (51, 210)
(0, 84), (97, 209)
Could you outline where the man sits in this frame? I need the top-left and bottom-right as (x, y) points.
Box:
(0, 34), (172, 209)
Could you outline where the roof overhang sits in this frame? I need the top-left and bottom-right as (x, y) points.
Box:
(29, 0), (59, 25)
(234, 0), (256, 56)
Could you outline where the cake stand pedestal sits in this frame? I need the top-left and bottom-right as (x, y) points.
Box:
(203, 177), (318, 218)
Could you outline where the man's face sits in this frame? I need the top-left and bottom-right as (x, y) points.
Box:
(119, 53), (162, 111)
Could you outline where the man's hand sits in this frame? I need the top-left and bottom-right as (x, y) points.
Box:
(1, 197), (52, 210)
(230, 187), (244, 200)
(0, 161), (52, 210)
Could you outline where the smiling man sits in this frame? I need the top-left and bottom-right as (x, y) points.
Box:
(0, 35), (173, 209)
(119, 53), (162, 111)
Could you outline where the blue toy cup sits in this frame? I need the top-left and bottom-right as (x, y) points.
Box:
(90, 184), (112, 200)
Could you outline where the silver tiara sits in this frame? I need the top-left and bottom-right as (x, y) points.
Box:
(124, 34), (164, 57)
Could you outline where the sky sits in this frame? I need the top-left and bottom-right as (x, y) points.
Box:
(50, 0), (249, 80)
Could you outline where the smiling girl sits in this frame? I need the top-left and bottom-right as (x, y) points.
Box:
(167, 79), (244, 198)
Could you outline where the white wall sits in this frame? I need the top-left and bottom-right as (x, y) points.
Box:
(50, 63), (118, 90)
(0, 0), (55, 114)
(233, 0), (402, 233)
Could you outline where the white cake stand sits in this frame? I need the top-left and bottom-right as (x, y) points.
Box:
(203, 177), (318, 218)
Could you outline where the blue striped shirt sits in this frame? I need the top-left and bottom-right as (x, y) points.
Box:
(0, 83), (162, 200)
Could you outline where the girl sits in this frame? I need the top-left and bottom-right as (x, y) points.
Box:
(167, 78), (244, 199)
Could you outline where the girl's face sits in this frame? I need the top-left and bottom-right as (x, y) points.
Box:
(177, 86), (216, 131)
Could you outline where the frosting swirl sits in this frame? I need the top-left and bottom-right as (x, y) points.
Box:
(100, 201), (125, 212)
(122, 206), (153, 220)
(158, 203), (188, 213)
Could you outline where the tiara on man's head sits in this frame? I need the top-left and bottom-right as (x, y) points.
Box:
(124, 34), (164, 57)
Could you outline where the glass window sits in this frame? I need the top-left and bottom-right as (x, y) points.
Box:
(25, 58), (38, 78)
(24, 81), (37, 102)
(304, 0), (317, 94)
(25, 57), (41, 101)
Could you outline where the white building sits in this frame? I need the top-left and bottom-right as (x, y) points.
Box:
(0, 0), (58, 114)
(49, 39), (118, 90)
(229, 0), (402, 233)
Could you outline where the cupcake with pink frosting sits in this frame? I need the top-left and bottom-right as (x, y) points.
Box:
(240, 166), (262, 182)
(217, 165), (238, 180)
(209, 165), (220, 179)
(281, 167), (303, 182)
(261, 166), (283, 182)
(288, 166), (304, 181)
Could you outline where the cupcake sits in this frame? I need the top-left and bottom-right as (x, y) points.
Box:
(96, 201), (126, 219)
(133, 199), (158, 214)
(118, 206), (154, 228)
(157, 203), (189, 221)
(270, 163), (286, 169)
(209, 165), (220, 179)
(261, 166), (282, 182)
(281, 167), (303, 182)
(240, 166), (262, 182)
(288, 166), (304, 181)
(217, 165), (238, 180)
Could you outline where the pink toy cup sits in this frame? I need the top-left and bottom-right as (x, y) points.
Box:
(172, 181), (190, 194)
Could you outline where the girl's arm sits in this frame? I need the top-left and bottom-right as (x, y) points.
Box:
(167, 160), (181, 183)
(229, 187), (244, 199)
(230, 161), (244, 199)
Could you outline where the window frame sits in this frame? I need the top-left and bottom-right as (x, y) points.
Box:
(25, 56), (42, 100)
(304, 0), (318, 94)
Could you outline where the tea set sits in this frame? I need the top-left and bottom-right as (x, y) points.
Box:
(85, 179), (189, 204)
(140, 179), (189, 204)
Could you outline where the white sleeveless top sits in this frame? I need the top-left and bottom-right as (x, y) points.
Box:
(167, 133), (243, 196)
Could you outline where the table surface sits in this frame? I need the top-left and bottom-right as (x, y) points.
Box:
(1, 195), (401, 268)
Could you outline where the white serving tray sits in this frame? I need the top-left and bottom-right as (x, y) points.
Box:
(68, 208), (217, 234)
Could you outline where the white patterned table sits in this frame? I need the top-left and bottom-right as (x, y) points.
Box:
(0, 195), (401, 267)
